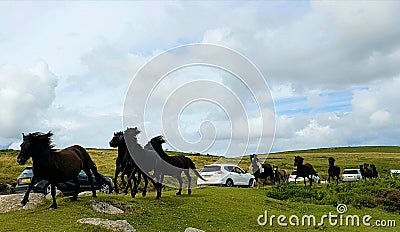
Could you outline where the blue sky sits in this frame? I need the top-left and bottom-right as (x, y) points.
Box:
(1, 1), (400, 155)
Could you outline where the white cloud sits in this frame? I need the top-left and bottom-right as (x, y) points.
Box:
(0, 61), (58, 139)
(1, 2), (400, 154)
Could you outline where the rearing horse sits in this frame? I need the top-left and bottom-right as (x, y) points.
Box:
(17, 132), (110, 209)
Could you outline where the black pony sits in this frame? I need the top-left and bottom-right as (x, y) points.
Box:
(250, 154), (275, 185)
(109, 131), (149, 197)
(363, 163), (373, 179)
(148, 135), (206, 196)
(123, 127), (163, 199)
(327, 157), (340, 185)
(294, 156), (316, 187)
(17, 132), (110, 209)
(370, 164), (378, 178)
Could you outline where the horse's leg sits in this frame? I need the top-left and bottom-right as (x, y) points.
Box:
(131, 169), (140, 198)
(71, 176), (80, 201)
(113, 168), (120, 194)
(294, 176), (297, 184)
(185, 170), (192, 195)
(175, 173), (184, 195)
(303, 177), (307, 187)
(49, 183), (57, 209)
(142, 173), (148, 197)
(83, 168), (97, 198)
(21, 175), (38, 206)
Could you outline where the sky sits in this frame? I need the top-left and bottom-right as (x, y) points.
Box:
(1, 1), (400, 155)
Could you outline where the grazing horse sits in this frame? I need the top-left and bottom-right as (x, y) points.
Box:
(363, 163), (373, 179)
(109, 131), (148, 197)
(327, 157), (340, 185)
(273, 166), (287, 183)
(250, 154), (275, 185)
(370, 164), (378, 178)
(294, 156), (316, 187)
(123, 127), (163, 199)
(17, 132), (110, 209)
(148, 135), (206, 196)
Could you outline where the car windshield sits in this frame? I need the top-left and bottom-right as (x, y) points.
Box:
(343, 170), (359, 174)
(290, 171), (297, 175)
(200, 166), (221, 172)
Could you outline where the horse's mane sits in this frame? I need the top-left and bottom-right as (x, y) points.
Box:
(25, 132), (55, 150)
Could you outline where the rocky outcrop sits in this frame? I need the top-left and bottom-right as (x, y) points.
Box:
(91, 200), (124, 214)
(0, 193), (44, 213)
(77, 218), (136, 232)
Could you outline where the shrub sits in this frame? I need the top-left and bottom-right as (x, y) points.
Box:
(266, 176), (400, 213)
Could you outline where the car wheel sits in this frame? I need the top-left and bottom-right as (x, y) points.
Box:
(226, 179), (234, 187)
(248, 178), (254, 187)
(100, 183), (111, 194)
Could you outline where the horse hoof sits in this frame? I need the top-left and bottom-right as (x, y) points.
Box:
(20, 199), (28, 206)
(188, 190), (192, 195)
(70, 196), (77, 202)
(49, 205), (57, 210)
(176, 192), (182, 196)
(142, 191), (147, 197)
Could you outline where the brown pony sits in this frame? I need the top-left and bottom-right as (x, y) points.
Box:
(17, 132), (110, 209)
(273, 165), (287, 183)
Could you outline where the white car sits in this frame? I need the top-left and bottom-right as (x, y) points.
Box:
(342, 169), (362, 182)
(287, 170), (321, 184)
(390, 170), (400, 178)
(197, 164), (255, 187)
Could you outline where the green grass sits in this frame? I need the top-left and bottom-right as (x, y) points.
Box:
(1, 147), (399, 231)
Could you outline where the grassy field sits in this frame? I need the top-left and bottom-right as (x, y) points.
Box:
(0, 146), (399, 231)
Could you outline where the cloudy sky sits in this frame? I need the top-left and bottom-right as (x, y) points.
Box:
(1, 1), (400, 155)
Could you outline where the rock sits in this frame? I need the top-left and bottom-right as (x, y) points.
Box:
(77, 218), (136, 232)
(0, 193), (44, 213)
(78, 191), (93, 196)
(91, 200), (124, 214)
(185, 227), (205, 232)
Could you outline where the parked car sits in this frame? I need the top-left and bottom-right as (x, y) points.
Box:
(287, 170), (321, 184)
(342, 169), (362, 182)
(197, 164), (255, 187)
(15, 166), (114, 195)
(390, 170), (400, 178)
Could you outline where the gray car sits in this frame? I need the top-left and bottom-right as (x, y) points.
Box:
(15, 166), (114, 195)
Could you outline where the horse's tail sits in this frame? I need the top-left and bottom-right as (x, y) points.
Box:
(188, 158), (207, 181)
(79, 147), (112, 188)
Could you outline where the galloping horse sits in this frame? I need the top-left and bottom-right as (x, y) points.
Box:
(109, 131), (149, 197)
(294, 156), (316, 187)
(123, 127), (163, 199)
(327, 157), (340, 185)
(250, 154), (275, 186)
(273, 165), (287, 183)
(17, 132), (110, 209)
(149, 135), (206, 196)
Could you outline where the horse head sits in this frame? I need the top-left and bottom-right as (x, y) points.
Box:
(273, 165), (278, 172)
(109, 131), (123, 147)
(151, 135), (165, 145)
(17, 132), (53, 165)
(124, 127), (141, 139)
(294, 156), (304, 166)
(328, 157), (335, 166)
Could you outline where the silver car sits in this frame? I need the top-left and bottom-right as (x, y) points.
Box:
(342, 169), (362, 182)
(197, 164), (255, 187)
